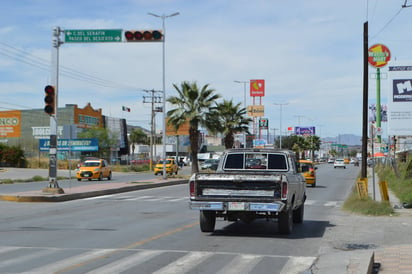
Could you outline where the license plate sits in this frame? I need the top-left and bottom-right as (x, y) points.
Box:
(84, 174), (89, 177)
(228, 202), (245, 210)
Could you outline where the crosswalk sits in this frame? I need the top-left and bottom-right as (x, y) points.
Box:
(85, 194), (342, 208)
(0, 246), (316, 274)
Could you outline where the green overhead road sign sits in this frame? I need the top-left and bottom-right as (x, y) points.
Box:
(64, 29), (123, 43)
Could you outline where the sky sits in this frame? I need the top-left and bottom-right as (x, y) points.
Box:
(1, 0), (411, 139)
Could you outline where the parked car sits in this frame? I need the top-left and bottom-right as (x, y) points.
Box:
(200, 159), (220, 170)
(334, 159), (346, 169)
(76, 159), (112, 181)
(299, 160), (317, 187)
(328, 158), (335, 164)
(154, 158), (178, 175)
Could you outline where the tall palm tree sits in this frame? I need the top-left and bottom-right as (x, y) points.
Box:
(211, 99), (252, 149)
(167, 81), (221, 173)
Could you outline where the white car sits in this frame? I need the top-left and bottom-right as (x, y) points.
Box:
(334, 159), (346, 169)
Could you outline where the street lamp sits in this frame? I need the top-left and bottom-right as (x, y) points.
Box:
(148, 12), (179, 179)
(274, 102), (288, 149)
(234, 80), (249, 147)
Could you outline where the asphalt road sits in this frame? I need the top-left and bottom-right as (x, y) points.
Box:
(0, 163), (359, 273)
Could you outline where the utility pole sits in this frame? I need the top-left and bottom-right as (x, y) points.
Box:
(43, 27), (64, 194)
(143, 89), (163, 170)
(361, 21), (369, 179)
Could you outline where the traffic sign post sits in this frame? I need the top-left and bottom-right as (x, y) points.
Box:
(64, 29), (123, 43)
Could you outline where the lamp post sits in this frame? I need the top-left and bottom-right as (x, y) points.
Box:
(148, 12), (179, 179)
(274, 102), (288, 149)
(234, 80), (249, 147)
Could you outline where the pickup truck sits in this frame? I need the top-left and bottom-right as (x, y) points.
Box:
(189, 148), (306, 234)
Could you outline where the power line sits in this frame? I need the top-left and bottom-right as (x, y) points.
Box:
(0, 41), (139, 91)
(370, 7), (403, 39)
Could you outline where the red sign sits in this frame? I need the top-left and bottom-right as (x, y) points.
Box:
(368, 44), (391, 68)
(250, 79), (265, 97)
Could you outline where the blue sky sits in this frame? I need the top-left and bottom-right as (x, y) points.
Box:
(1, 0), (411, 138)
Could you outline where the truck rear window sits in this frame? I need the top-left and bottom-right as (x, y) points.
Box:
(223, 153), (288, 171)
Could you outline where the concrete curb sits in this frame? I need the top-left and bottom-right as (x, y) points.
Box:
(0, 179), (188, 203)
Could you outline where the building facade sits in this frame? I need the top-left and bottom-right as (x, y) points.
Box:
(0, 103), (128, 162)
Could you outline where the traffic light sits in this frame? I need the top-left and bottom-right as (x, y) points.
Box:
(44, 85), (55, 115)
(124, 30), (163, 42)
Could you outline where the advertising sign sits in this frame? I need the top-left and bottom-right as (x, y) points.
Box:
(250, 79), (265, 97)
(388, 64), (412, 136)
(166, 118), (190, 136)
(295, 126), (316, 136)
(259, 118), (269, 129)
(247, 105), (264, 117)
(0, 110), (21, 138)
(39, 138), (98, 151)
(368, 44), (391, 68)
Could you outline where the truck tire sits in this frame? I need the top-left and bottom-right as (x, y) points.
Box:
(293, 204), (304, 224)
(278, 207), (293, 234)
(200, 210), (216, 232)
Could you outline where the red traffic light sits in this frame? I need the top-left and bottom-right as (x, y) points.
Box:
(124, 30), (163, 42)
(44, 85), (55, 115)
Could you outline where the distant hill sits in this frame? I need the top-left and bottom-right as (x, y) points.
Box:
(322, 134), (362, 146)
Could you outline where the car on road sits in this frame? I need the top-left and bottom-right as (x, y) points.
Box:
(200, 159), (220, 170)
(334, 159), (346, 169)
(299, 159), (317, 187)
(328, 157), (335, 164)
(76, 159), (112, 181)
(154, 158), (178, 175)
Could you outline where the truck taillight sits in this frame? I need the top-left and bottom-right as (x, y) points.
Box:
(189, 181), (195, 197)
(281, 181), (288, 199)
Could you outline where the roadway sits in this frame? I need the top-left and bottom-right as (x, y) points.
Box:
(0, 163), (360, 273)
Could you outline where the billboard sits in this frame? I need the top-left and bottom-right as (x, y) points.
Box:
(250, 79), (265, 97)
(247, 105), (264, 117)
(295, 126), (316, 136)
(0, 110), (21, 138)
(39, 138), (98, 151)
(388, 64), (412, 136)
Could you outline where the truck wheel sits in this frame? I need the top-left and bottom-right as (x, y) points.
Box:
(293, 204), (304, 224)
(278, 207), (293, 234)
(200, 211), (216, 232)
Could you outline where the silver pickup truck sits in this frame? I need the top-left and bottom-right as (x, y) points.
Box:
(189, 148), (307, 234)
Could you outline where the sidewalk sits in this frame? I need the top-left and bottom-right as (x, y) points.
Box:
(366, 167), (412, 274)
(313, 167), (412, 274)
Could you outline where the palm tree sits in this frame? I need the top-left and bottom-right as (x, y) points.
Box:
(167, 81), (221, 174)
(212, 99), (252, 149)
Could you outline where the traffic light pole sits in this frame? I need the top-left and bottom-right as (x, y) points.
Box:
(43, 27), (63, 193)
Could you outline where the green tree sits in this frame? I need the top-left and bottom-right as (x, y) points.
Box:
(167, 81), (221, 173)
(211, 99), (252, 149)
(0, 143), (26, 167)
(78, 127), (118, 160)
(129, 128), (148, 158)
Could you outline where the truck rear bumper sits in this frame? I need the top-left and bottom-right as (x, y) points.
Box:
(189, 201), (284, 212)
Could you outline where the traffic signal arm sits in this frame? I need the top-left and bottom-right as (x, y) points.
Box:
(124, 30), (163, 42)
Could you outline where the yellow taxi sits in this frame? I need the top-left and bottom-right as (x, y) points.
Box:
(154, 158), (178, 176)
(299, 160), (317, 187)
(76, 158), (112, 181)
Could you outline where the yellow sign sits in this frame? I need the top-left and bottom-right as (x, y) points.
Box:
(0, 110), (21, 138)
(247, 105), (264, 117)
(379, 181), (389, 201)
(356, 178), (369, 199)
(166, 118), (190, 136)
